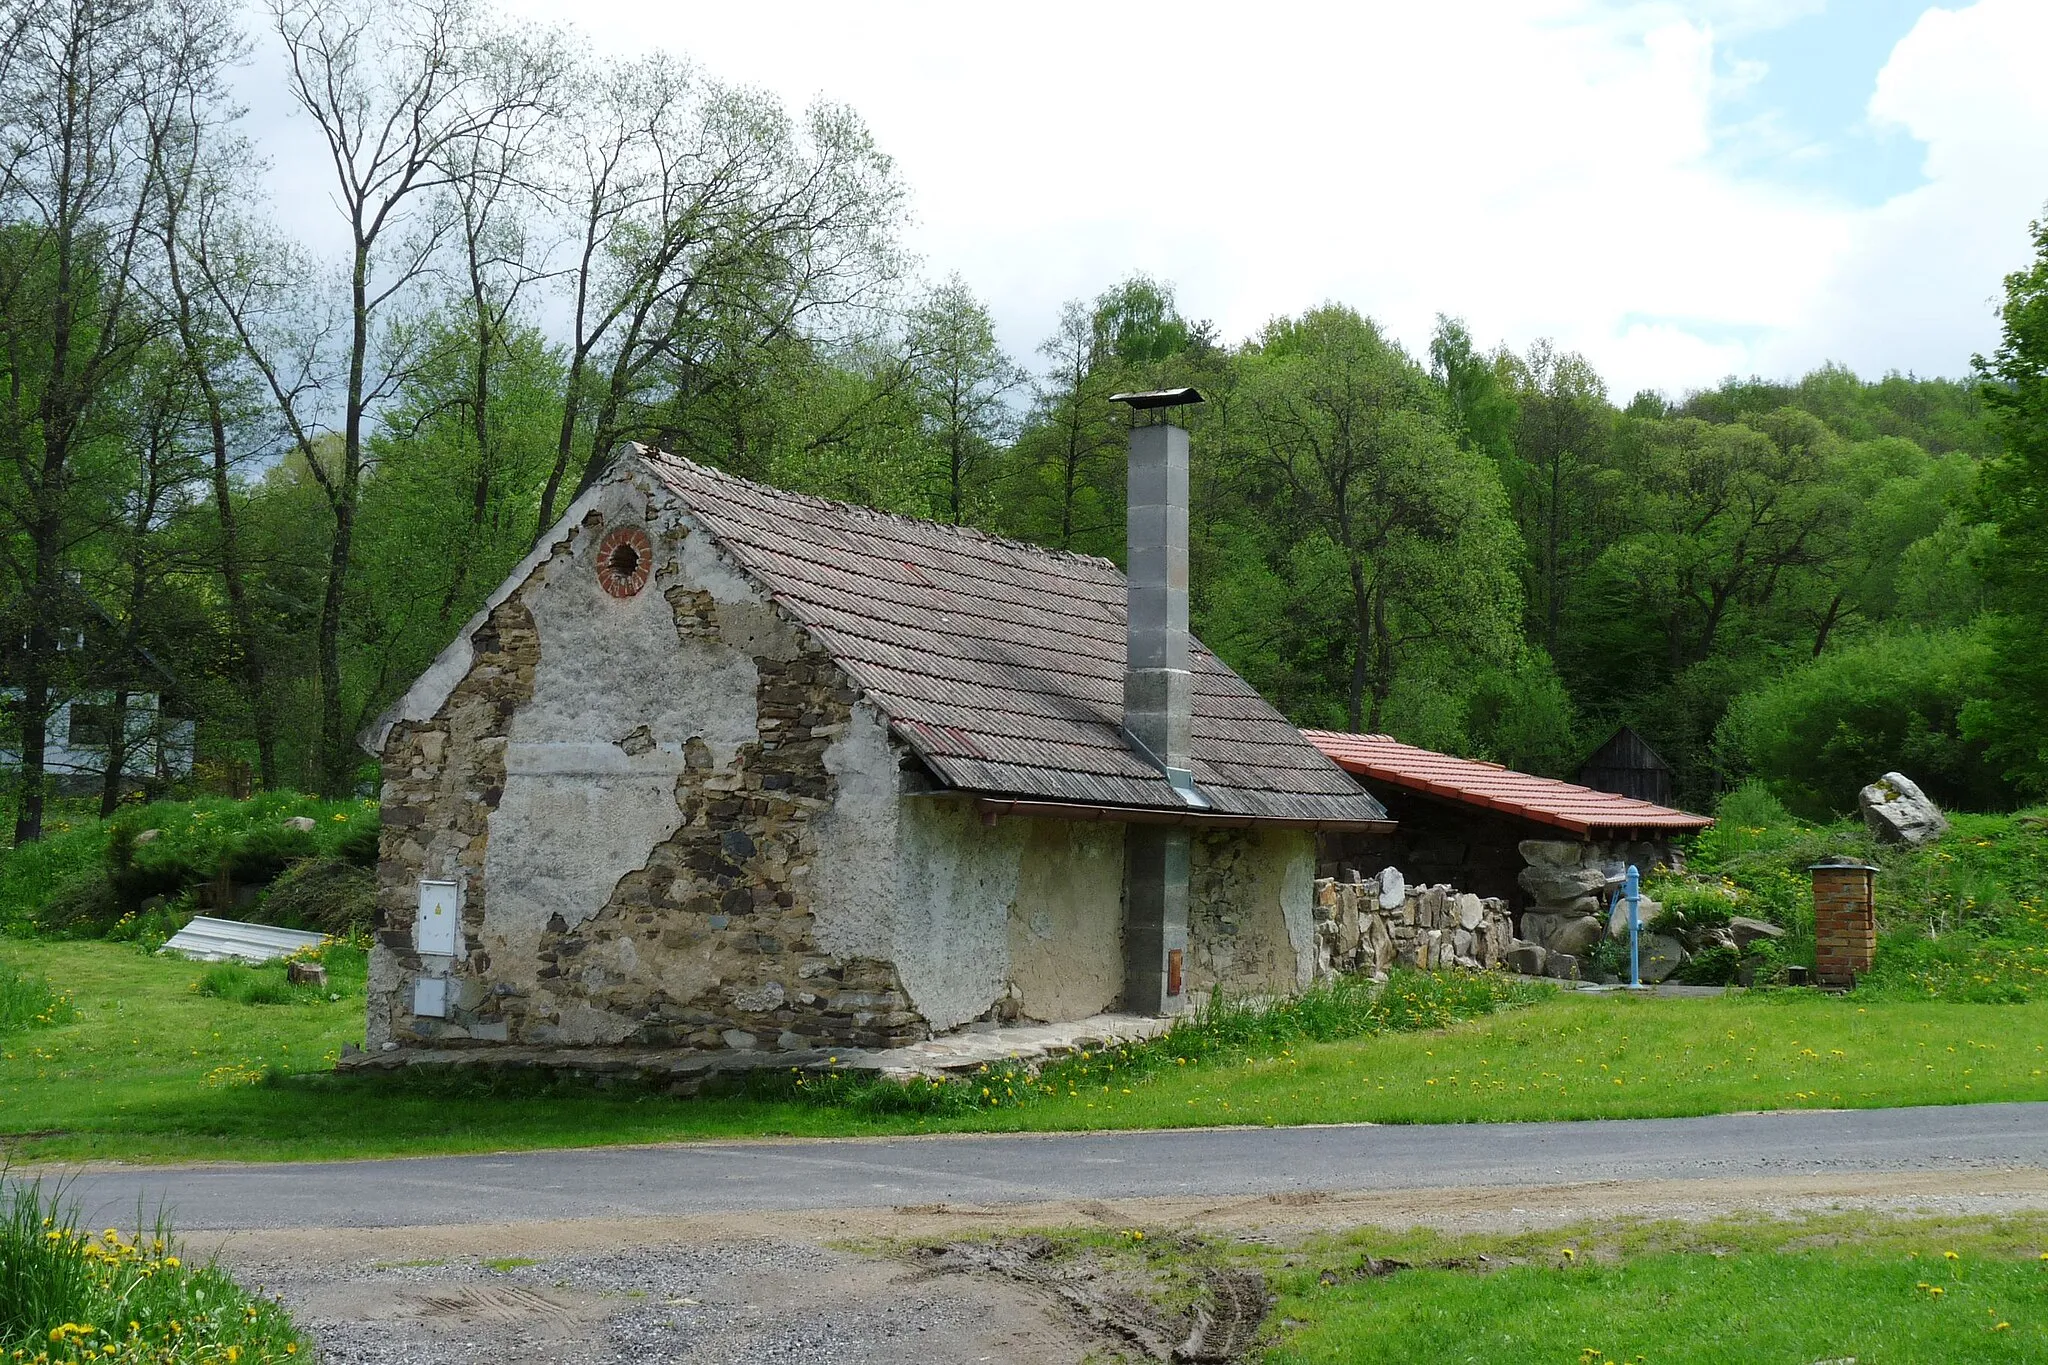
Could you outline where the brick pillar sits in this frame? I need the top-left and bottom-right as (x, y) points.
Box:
(1810, 861), (1877, 988)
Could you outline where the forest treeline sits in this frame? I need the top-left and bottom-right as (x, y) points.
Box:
(3, 0), (2046, 841)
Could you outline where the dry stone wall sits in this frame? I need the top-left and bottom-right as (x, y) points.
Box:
(1312, 873), (1514, 979)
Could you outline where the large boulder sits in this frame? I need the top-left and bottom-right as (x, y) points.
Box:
(1518, 863), (1612, 906)
(1501, 941), (1547, 976)
(1639, 934), (1687, 984)
(1522, 911), (1603, 958)
(1858, 772), (1949, 846)
(1518, 839), (1584, 868)
(1607, 896), (1664, 940)
(1729, 915), (1784, 950)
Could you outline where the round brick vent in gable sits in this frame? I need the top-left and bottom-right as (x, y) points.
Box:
(596, 525), (653, 598)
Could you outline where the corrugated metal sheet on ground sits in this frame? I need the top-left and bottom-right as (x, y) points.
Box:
(1302, 730), (1713, 835)
(159, 915), (326, 964)
(639, 448), (1389, 826)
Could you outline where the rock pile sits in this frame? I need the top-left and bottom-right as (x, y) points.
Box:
(1313, 871), (1514, 979)
(1515, 839), (1615, 979)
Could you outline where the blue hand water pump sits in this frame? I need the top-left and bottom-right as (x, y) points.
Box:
(1611, 864), (1642, 990)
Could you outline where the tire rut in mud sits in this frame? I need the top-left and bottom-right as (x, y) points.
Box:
(911, 1235), (1272, 1364)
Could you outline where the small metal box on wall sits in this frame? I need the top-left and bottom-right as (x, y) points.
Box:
(413, 879), (460, 1017)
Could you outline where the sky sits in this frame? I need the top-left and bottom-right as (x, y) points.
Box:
(248, 0), (2048, 400)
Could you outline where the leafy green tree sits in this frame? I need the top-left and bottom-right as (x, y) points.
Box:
(1963, 211), (2048, 793)
(1428, 316), (1518, 464)
(1499, 341), (1612, 657)
(1225, 305), (1521, 732)
(1723, 623), (2007, 817)
(905, 275), (1021, 525)
(1006, 298), (1122, 553)
(1459, 649), (1580, 778)
(257, 0), (562, 796)
(0, 0), (241, 839)
(539, 65), (907, 528)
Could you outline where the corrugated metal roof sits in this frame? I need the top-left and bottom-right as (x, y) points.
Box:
(1302, 730), (1713, 835)
(159, 915), (327, 964)
(638, 448), (1390, 827)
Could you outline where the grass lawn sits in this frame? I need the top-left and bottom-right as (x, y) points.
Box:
(1259, 1210), (2048, 1363)
(8, 939), (2048, 1165)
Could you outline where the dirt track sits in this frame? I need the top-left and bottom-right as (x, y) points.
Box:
(196, 1167), (2048, 1364)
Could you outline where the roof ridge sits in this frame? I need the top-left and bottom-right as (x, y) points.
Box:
(631, 444), (1122, 574)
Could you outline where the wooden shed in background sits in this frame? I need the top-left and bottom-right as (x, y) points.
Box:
(1576, 725), (1675, 807)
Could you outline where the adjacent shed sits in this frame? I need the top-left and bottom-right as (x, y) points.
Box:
(1576, 724), (1676, 806)
(1301, 732), (1713, 948)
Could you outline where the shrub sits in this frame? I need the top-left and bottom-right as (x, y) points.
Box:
(1582, 935), (1628, 982)
(0, 960), (73, 1032)
(1720, 623), (2012, 819)
(1650, 881), (1736, 940)
(0, 793), (382, 938)
(334, 819), (379, 868)
(221, 825), (321, 886)
(0, 1176), (307, 1362)
(1676, 944), (1740, 986)
(29, 873), (123, 939)
(258, 859), (376, 936)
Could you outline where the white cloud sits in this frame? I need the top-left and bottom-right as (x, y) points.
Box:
(1757, 0), (2048, 380)
(244, 0), (2048, 398)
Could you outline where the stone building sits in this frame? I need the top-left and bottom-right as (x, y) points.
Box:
(360, 436), (1390, 1059)
(1302, 731), (1712, 966)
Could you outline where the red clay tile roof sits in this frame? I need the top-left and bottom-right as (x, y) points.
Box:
(1302, 730), (1713, 836)
(641, 449), (1390, 827)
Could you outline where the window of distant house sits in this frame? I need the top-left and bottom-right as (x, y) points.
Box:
(66, 703), (116, 748)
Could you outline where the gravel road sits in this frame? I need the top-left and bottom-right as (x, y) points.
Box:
(45, 1100), (2048, 1232)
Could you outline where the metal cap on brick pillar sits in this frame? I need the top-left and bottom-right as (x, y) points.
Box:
(1111, 388), (1204, 1016)
(1810, 859), (1878, 989)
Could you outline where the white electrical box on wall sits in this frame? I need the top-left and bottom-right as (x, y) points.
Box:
(412, 976), (448, 1018)
(416, 879), (460, 957)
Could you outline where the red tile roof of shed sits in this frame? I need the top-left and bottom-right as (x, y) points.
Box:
(1302, 731), (1714, 836)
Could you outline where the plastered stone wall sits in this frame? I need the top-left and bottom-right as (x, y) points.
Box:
(374, 474), (928, 1053)
(1006, 821), (1125, 1020)
(1186, 827), (1317, 997)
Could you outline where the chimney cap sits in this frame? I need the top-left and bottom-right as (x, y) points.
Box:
(1110, 387), (1204, 410)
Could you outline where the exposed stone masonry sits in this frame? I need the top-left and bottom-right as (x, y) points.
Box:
(371, 594), (539, 1048)
(515, 593), (924, 1052)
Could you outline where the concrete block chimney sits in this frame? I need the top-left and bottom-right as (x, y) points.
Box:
(1111, 388), (1204, 1016)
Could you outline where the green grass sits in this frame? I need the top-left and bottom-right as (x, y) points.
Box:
(1263, 1211), (2048, 1364)
(1, 1174), (307, 1363)
(10, 940), (2048, 1164)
